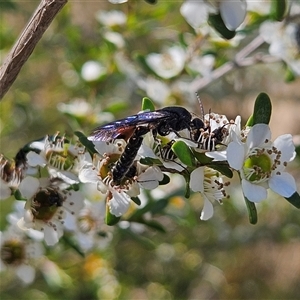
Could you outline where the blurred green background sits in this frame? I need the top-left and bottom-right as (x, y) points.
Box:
(1, 1), (300, 299)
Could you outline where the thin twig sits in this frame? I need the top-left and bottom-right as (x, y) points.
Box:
(189, 35), (274, 92)
(0, 0), (68, 100)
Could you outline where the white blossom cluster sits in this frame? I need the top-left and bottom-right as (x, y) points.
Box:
(0, 101), (298, 282)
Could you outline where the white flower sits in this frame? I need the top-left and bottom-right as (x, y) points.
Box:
(180, 0), (247, 31)
(79, 140), (134, 217)
(57, 98), (93, 117)
(0, 154), (23, 200)
(186, 54), (215, 77)
(108, 0), (128, 3)
(0, 224), (44, 284)
(190, 167), (226, 220)
(17, 176), (84, 246)
(64, 197), (113, 252)
(180, 0), (216, 29)
(145, 46), (186, 79)
(103, 31), (125, 48)
(259, 20), (300, 75)
(81, 61), (107, 82)
(96, 10), (127, 27)
(227, 124), (297, 202)
(26, 134), (89, 185)
(80, 137), (164, 217)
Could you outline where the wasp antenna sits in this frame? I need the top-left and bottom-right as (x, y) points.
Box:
(195, 92), (205, 120)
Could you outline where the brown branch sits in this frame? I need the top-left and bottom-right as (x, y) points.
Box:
(189, 35), (270, 92)
(0, 0), (68, 100)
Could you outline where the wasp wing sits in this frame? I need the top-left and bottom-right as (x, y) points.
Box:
(89, 110), (170, 141)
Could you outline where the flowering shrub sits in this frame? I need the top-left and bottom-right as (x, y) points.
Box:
(0, 0), (299, 296)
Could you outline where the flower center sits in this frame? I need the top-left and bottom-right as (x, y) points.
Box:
(46, 145), (75, 171)
(243, 150), (272, 182)
(1, 239), (25, 266)
(32, 188), (63, 221)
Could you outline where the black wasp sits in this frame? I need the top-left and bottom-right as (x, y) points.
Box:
(89, 106), (193, 185)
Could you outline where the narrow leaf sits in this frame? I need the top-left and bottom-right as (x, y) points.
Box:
(208, 13), (236, 39)
(142, 219), (166, 232)
(106, 208), (121, 226)
(209, 164), (233, 178)
(245, 114), (254, 127)
(284, 192), (300, 209)
(14, 189), (26, 201)
(193, 151), (213, 164)
(131, 197), (141, 205)
(159, 174), (170, 185)
(270, 0), (287, 21)
(74, 131), (97, 155)
(253, 92), (272, 125)
(143, 0), (157, 4)
(172, 141), (195, 167)
(244, 196), (258, 224)
(142, 97), (155, 111)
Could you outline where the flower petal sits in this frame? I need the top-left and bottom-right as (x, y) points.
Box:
(269, 172), (297, 198)
(43, 225), (59, 246)
(79, 164), (99, 183)
(247, 124), (271, 148)
(19, 177), (40, 199)
(190, 167), (204, 192)
(200, 197), (214, 220)
(180, 1), (211, 29)
(220, 0), (247, 30)
(16, 264), (35, 284)
(273, 134), (295, 162)
(226, 141), (245, 170)
(0, 180), (11, 200)
(108, 190), (131, 217)
(26, 151), (47, 167)
(242, 179), (267, 202)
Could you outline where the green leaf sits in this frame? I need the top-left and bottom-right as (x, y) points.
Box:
(208, 13), (236, 40)
(119, 228), (156, 249)
(193, 151), (213, 164)
(14, 189), (26, 201)
(139, 157), (162, 166)
(172, 141), (195, 167)
(131, 197), (141, 205)
(252, 92), (272, 125)
(209, 164), (233, 178)
(74, 131), (97, 155)
(150, 199), (170, 214)
(245, 114), (254, 127)
(142, 97), (155, 111)
(106, 209), (121, 226)
(284, 192), (300, 209)
(159, 174), (170, 185)
(270, 0), (287, 21)
(285, 67), (296, 82)
(142, 219), (166, 232)
(62, 235), (85, 257)
(181, 171), (191, 198)
(143, 0), (157, 4)
(244, 197), (258, 224)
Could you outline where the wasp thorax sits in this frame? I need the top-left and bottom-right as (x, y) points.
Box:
(1, 239), (26, 267)
(31, 188), (64, 221)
